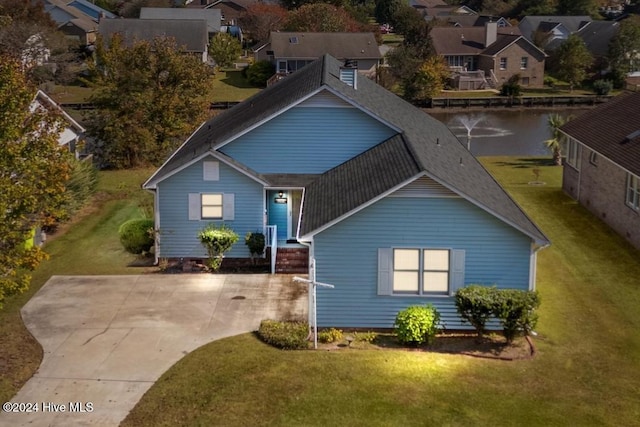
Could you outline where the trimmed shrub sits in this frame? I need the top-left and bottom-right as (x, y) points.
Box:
(118, 218), (154, 254)
(245, 231), (265, 257)
(258, 319), (309, 350)
(593, 79), (613, 96)
(500, 74), (522, 97)
(245, 60), (275, 87)
(318, 328), (343, 344)
(394, 305), (441, 346)
(455, 285), (496, 338)
(198, 224), (239, 271)
(353, 331), (378, 343)
(493, 289), (540, 343)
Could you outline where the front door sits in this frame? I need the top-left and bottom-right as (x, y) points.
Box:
(267, 189), (302, 241)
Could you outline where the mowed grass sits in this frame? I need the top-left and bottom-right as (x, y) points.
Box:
(123, 158), (640, 427)
(0, 168), (155, 403)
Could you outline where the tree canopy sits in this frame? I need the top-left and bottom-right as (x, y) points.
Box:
(240, 3), (288, 43)
(550, 35), (593, 92)
(285, 3), (363, 32)
(609, 15), (640, 86)
(0, 58), (72, 309)
(209, 32), (242, 68)
(85, 35), (213, 168)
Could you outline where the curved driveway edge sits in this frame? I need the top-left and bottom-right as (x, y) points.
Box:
(0, 274), (308, 427)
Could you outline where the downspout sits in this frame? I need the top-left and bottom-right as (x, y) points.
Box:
(529, 241), (550, 291)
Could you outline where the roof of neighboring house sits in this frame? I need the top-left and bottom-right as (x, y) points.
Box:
(424, 5), (477, 17)
(144, 54), (549, 245)
(518, 15), (591, 41)
(577, 20), (620, 57)
(98, 19), (208, 52)
(44, 0), (98, 31)
(140, 7), (222, 34)
(430, 26), (534, 57)
(481, 34), (546, 60)
(441, 15), (512, 28)
(67, 0), (116, 20)
(257, 32), (381, 60)
(410, 0), (448, 8)
(31, 90), (85, 147)
(560, 92), (640, 176)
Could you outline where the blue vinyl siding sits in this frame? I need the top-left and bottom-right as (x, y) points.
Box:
(313, 197), (533, 329)
(220, 107), (397, 174)
(157, 158), (263, 258)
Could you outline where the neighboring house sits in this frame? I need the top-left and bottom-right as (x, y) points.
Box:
(140, 7), (222, 39)
(431, 22), (546, 89)
(43, 0), (99, 45)
(200, 0), (255, 25)
(98, 19), (209, 63)
(518, 15), (591, 50)
(142, 54), (549, 329)
(66, 0), (116, 20)
(254, 32), (381, 76)
(576, 20), (620, 74)
(560, 92), (640, 250)
(31, 90), (85, 157)
(437, 14), (512, 28)
(423, 4), (477, 21)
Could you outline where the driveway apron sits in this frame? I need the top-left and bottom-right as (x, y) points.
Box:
(0, 274), (307, 427)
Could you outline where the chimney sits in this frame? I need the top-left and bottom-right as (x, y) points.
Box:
(485, 21), (498, 48)
(339, 59), (358, 89)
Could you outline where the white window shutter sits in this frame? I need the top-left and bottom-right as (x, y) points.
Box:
(377, 248), (392, 295)
(222, 193), (235, 220)
(203, 161), (219, 181)
(450, 249), (465, 296)
(188, 193), (200, 220)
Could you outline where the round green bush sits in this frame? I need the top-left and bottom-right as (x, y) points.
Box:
(394, 304), (441, 345)
(118, 219), (154, 254)
(245, 60), (275, 87)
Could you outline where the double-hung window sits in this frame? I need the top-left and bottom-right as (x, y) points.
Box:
(201, 194), (223, 219)
(566, 138), (581, 170)
(499, 57), (507, 70)
(392, 248), (450, 295)
(626, 173), (640, 211)
(520, 57), (528, 69)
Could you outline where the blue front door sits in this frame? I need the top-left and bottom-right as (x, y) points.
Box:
(268, 190), (288, 240)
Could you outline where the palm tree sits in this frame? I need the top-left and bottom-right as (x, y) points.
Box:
(544, 113), (570, 166)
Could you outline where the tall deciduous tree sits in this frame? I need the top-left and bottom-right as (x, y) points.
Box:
(85, 35), (213, 168)
(374, 0), (401, 25)
(209, 32), (242, 68)
(240, 3), (288, 43)
(609, 16), (640, 86)
(0, 58), (72, 308)
(285, 3), (362, 32)
(551, 35), (593, 92)
(556, 0), (598, 16)
(403, 56), (450, 102)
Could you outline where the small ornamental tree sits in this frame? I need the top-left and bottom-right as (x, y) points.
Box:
(455, 285), (496, 338)
(245, 60), (275, 87)
(198, 224), (239, 271)
(493, 289), (540, 343)
(244, 231), (265, 258)
(394, 304), (441, 345)
(209, 32), (242, 68)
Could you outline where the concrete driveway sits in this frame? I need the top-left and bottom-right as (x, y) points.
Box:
(0, 274), (307, 427)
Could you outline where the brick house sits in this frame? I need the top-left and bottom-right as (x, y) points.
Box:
(431, 22), (546, 89)
(561, 92), (640, 249)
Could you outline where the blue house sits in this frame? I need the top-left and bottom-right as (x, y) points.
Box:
(143, 54), (549, 329)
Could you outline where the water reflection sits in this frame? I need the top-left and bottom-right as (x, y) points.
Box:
(430, 109), (588, 156)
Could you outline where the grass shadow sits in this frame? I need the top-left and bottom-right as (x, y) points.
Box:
(493, 157), (556, 168)
(220, 70), (255, 89)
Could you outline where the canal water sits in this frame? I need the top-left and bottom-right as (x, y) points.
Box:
(429, 109), (590, 157)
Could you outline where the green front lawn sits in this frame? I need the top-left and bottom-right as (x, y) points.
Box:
(123, 158), (640, 426)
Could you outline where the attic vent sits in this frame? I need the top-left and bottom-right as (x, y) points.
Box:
(625, 129), (640, 142)
(289, 37), (298, 44)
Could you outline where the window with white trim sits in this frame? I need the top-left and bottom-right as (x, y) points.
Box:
(566, 138), (581, 170)
(589, 151), (598, 166)
(626, 173), (640, 211)
(392, 248), (450, 295)
(520, 57), (528, 69)
(499, 57), (507, 70)
(201, 194), (223, 219)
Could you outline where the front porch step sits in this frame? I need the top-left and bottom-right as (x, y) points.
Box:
(275, 247), (308, 274)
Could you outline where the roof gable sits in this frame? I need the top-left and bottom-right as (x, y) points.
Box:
(560, 92), (640, 176)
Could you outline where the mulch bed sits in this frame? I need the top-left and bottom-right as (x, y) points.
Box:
(317, 332), (535, 361)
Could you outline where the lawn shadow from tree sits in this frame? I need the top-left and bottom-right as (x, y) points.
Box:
(493, 157), (555, 169)
(220, 70), (255, 89)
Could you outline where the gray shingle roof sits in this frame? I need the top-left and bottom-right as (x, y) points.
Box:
(140, 7), (222, 34)
(518, 15), (591, 42)
(560, 92), (640, 176)
(145, 54), (549, 245)
(265, 32), (380, 60)
(577, 20), (620, 57)
(98, 19), (208, 52)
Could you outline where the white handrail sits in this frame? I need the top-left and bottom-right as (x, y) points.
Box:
(265, 225), (277, 274)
